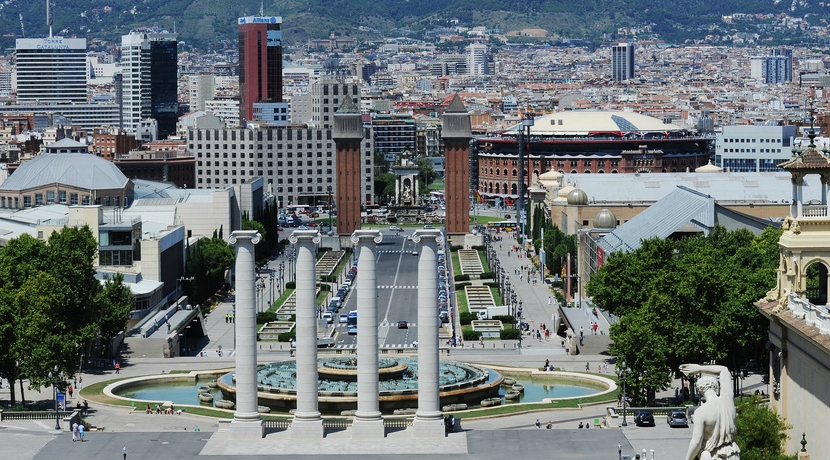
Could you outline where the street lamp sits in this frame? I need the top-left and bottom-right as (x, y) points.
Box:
(269, 272), (275, 305)
(48, 366), (64, 430)
(616, 361), (631, 427)
(517, 111), (534, 255)
(618, 443), (622, 460)
(279, 261), (285, 294)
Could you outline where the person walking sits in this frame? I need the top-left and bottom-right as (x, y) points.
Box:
(72, 422), (79, 442)
(78, 423), (85, 442)
(548, 296), (552, 305)
(115, 362), (120, 374)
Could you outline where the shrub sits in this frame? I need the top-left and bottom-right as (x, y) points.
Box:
(462, 330), (482, 340)
(450, 245), (463, 252)
(480, 272), (495, 279)
(256, 311), (277, 323)
(286, 281), (296, 289)
(499, 328), (522, 340)
(492, 315), (514, 324)
(454, 274), (470, 281)
(278, 331), (296, 342)
(459, 311), (475, 325)
(454, 282), (472, 290)
(483, 281), (499, 288)
(470, 245), (485, 250)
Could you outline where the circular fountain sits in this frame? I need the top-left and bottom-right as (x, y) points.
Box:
(214, 357), (501, 413)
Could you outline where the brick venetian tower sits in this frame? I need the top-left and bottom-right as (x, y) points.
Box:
(333, 97), (364, 235)
(442, 94), (473, 235)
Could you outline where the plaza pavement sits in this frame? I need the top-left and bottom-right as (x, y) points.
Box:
(2, 226), (752, 459)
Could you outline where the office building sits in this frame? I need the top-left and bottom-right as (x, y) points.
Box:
(466, 43), (490, 76)
(611, 43), (635, 81)
(15, 38), (87, 103)
(120, 31), (179, 139)
(751, 56), (793, 84)
(189, 125), (374, 210)
(189, 74), (216, 112)
(238, 16), (283, 123)
(715, 124), (797, 172)
(291, 75), (360, 129)
(372, 113), (416, 157)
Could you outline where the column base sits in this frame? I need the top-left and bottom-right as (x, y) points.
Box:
(412, 416), (446, 438)
(351, 417), (385, 439)
(290, 417), (324, 439)
(229, 418), (264, 440)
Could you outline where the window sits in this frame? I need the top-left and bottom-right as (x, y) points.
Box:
(59, 191), (67, 203)
(70, 193), (78, 205)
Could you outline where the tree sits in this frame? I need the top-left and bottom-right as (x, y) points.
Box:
(186, 235), (234, 306)
(95, 273), (134, 357)
(735, 396), (796, 460)
(585, 226), (782, 404)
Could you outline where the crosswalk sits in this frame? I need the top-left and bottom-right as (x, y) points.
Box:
(376, 285), (418, 289)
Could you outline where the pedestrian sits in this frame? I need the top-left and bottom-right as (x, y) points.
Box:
(546, 421), (552, 429)
(78, 423), (85, 442)
(123, 446), (127, 460)
(68, 385), (73, 398)
(548, 296), (551, 305)
(535, 419), (541, 429)
(603, 362), (608, 374)
(72, 422), (79, 442)
(77, 376), (83, 390)
(115, 362), (120, 374)
(585, 362), (590, 372)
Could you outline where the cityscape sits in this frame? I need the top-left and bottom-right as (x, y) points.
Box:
(0, 1), (829, 460)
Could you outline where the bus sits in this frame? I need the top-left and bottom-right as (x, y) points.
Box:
(487, 220), (518, 232)
(286, 204), (311, 215)
(347, 310), (357, 335)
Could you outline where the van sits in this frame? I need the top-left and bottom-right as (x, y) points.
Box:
(323, 312), (333, 324)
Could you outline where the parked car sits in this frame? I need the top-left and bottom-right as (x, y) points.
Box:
(667, 411), (688, 428)
(339, 314), (348, 323)
(634, 411), (655, 427)
(397, 321), (408, 329)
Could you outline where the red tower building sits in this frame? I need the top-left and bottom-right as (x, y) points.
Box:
(333, 98), (364, 236)
(238, 16), (283, 123)
(442, 95), (473, 235)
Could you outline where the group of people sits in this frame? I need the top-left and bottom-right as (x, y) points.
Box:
(534, 419), (553, 429)
(443, 414), (456, 433)
(71, 422), (85, 442)
(146, 404), (185, 415)
(224, 313), (236, 323)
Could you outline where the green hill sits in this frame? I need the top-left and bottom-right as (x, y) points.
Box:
(0, 0), (824, 51)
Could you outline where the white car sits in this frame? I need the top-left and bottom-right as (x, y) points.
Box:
(339, 314), (348, 323)
(389, 225), (400, 231)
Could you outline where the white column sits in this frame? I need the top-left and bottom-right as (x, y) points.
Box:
(350, 229), (385, 439)
(290, 230), (324, 439)
(228, 230), (264, 439)
(411, 229), (446, 437)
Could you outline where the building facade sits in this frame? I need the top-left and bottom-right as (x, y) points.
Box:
(15, 37), (87, 103)
(189, 125), (374, 210)
(715, 124), (796, 172)
(120, 31), (179, 139)
(238, 16), (283, 123)
(611, 43), (635, 81)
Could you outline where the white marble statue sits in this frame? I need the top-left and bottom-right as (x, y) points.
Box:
(680, 364), (740, 460)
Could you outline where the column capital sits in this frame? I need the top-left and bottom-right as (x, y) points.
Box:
(412, 229), (444, 245)
(350, 229), (383, 245)
(289, 229), (321, 245)
(230, 230), (262, 245)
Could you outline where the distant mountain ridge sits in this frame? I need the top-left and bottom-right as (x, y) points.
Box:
(0, 0), (825, 51)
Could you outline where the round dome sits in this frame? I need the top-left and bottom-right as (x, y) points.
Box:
(695, 160), (723, 173)
(567, 188), (588, 205)
(593, 209), (617, 229)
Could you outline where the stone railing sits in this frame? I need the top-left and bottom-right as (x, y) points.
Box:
(802, 205), (829, 218)
(0, 410), (74, 421)
(788, 292), (830, 335)
(261, 418), (413, 430)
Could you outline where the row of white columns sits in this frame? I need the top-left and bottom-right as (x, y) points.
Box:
(229, 228), (446, 440)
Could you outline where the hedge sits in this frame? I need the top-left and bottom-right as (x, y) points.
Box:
(454, 282), (472, 290)
(286, 281), (296, 289)
(462, 330), (482, 340)
(454, 274), (470, 281)
(479, 272), (495, 279)
(499, 328), (522, 340)
(450, 245), (463, 252)
(278, 331), (296, 342)
(492, 315), (514, 324)
(483, 281), (499, 288)
(470, 245), (485, 250)
(459, 311), (475, 325)
(257, 311), (277, 323)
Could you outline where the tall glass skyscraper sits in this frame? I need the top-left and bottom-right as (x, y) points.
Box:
(15, 38), (87, 103)
(611, 43), (635, 81)
(120, 30), (178, 139)
(238, 16), (283, 123)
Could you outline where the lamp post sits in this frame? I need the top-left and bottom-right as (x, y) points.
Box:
(269, 272), (275, 306)
(48, 366), (64, 430)
(176, 276), (194, 299)
(517, 111), (534, 255)
(616, 361), (631, 427)
(327, 186), (333, 231)
(517, 299), (523, 348)
(278, 261), (285, 294)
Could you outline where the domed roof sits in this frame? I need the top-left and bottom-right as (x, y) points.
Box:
(538, 169), (563, 185)
(554, 182), (575, 202)
(593, 209), (617, 229)
(0, 152), (129, 192)
(695, 160), (723, 173)
(508, 110), (686, 136)
(567, 188), (588, 205)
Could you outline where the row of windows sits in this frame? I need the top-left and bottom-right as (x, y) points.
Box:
(191, 128), (331, 142)
(198, 160), (333, 167)
(193, 143), (333, 151)
(0, 193), (122, 209)
(195, 149), (333, 159)
(721, 148), (782, 154)
(199, 169), (335, 179)
(722, 138), (782, 143)
(197, 179), (369, 192)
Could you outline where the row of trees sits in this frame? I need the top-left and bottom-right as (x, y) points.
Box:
(529, 204), (577, 283)
(585, 226), (782, 405)
(0, 227), (133, 405)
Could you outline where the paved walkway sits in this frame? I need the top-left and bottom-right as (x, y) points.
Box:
(0, 227), (769, 459)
